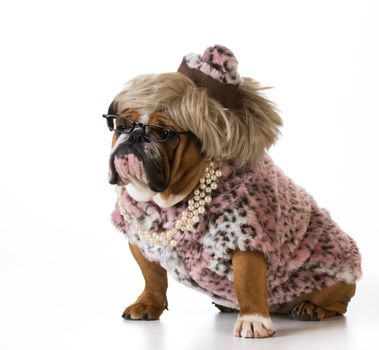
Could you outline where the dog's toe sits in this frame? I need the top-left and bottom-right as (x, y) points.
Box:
(290, 301), (339, 321)
(233, 314), (275, 338)
(122, 303), (164, 321)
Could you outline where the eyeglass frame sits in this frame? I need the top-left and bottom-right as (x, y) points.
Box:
(102, 114), (193, 142)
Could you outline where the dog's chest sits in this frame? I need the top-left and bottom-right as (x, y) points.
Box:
(124, 211), (241, 307)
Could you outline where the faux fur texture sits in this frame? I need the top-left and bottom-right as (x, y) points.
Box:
(184, 45), (241, 85)
(112, 155), (362, 309)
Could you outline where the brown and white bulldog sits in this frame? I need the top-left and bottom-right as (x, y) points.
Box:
(105, 45), (360, 338)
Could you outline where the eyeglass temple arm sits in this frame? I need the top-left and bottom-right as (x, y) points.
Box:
(102, 114), (115, 130)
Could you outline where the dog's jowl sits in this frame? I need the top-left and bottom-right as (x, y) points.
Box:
(104, 45), (361, 338)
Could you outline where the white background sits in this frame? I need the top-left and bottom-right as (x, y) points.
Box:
(0, 0), (378, 349)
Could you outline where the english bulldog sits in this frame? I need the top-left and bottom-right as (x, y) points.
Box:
(105, 45), (361, 338)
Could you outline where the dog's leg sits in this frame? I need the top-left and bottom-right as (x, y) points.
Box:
(122, 243), (168, 320)
(290, 281), (356, 321)
(232, 250), (275, 338)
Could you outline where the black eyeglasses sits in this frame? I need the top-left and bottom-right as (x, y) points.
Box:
(102, 114), (192, 142)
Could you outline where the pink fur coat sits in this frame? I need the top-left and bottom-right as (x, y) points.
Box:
(112, 155), (362, 309)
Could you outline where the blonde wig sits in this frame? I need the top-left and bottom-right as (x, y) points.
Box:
(111, 73), (282, 169)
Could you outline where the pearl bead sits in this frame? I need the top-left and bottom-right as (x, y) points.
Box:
(205, 196), (212, 203)
(194, 202), (199, 208)
(200, 184), (206, 189)
(186, 224), (193, 231)
(211, 175), (216, 181)
(194, 189), (200, 195)
(180, 218), (188, 225)
(200, 178), (205, 184)
(199, 200), (205, 206)
(206, 179), (212, 184)
(194, 195), (200, 201)
(170, 240), (177, 247)
(192, 216), (199, 223)
(198, 206), (205, 214)
(215, 170), (222, 177)
(188, 205), (194, 211)
(200, 192), (205, 198)
(205, 187), (212, 193)
(193, 209), (199, 216)
(175, 222), (182, 229)
(205, 167), (210, 172)
(211, 182), (218, 190)
(188, 199), (194, 206)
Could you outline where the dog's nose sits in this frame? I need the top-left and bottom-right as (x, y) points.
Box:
(127, 129), (147, 144)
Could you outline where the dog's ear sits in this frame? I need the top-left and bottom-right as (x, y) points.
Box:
(107, 100), (120, 184)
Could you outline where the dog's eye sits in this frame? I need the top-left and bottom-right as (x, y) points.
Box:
(145, 126), (172, 141)
(159, 129), (169, 138)
(114, 117), (134, 133)
(115, 125), (127, 132)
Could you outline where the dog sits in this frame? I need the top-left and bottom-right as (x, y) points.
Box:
(105, 45), (361, 338)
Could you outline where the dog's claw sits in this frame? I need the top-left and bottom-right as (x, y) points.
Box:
(212, 302), (238, 313)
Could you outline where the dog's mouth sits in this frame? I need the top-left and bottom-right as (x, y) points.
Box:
(109, 139), (170, 194)
(113, 152), (147, 185)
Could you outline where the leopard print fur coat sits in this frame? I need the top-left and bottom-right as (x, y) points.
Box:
(111, 155), (362, 309)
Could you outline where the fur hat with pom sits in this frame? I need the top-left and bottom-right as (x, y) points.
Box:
(178, 45), (240, 108)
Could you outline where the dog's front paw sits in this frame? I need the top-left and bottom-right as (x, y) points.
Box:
(122, 302), (165, 321)
(233, 314), (275, 338)
(122, 290), (167, 321)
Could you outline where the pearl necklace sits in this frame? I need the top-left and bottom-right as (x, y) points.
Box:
(117, 162), (222, 248)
